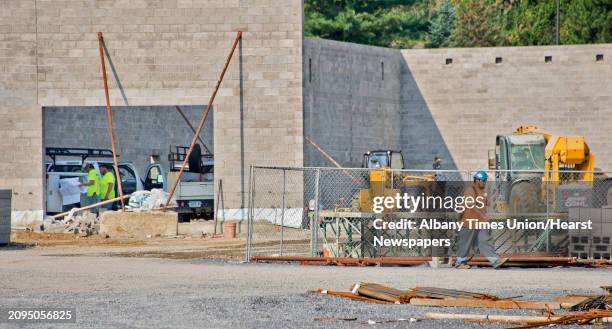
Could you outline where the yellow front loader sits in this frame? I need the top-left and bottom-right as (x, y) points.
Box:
(356, 150), (434, 212)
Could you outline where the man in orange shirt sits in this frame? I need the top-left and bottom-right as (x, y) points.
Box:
(455, 171), (507, 269)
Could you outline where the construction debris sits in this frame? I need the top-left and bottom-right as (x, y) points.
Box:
(351, 282), (410, 304)
(312, 283), (612, 327)
(313, 316), (357, 322)
(570, 294), (612, 311)
(410, 297), (561, 310)
(252, 255), (612, 268)
(423, 311), (612, 326)
(313, 282), (612, 310)
(410, 286), (499, 300)
(41, 211), (100, 236)
(363, 317), (418, 325)
(311, 288), (394, 305)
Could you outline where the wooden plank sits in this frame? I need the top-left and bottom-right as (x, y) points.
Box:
(311, 289), (395, 305)
(425, 312), (612, 324)
(553, 295), (591, 308)
(410, 297), (561, 310)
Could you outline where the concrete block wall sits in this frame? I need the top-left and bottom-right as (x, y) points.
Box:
(304, 38), (611, 173)
(303, 38), (403, 167)
(0, 1), (42, 215)
(43, 106), (213, 175)
(401, 45), (612, 171)
(0, 0), (304, 215)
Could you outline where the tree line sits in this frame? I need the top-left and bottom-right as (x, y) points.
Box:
(304, 0), (612, 48)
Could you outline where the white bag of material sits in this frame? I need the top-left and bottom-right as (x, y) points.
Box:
(127, 189), (176, 211)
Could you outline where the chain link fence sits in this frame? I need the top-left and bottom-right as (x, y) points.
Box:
(246, 166), (612, 261)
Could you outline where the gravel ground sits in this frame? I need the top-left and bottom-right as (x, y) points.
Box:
(0, 246), (610, 329)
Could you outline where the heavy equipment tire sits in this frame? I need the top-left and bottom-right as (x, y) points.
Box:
(509, 182), (541, 213)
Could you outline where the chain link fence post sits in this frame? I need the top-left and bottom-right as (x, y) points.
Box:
(280, 169), (286, 256)
(545, 177), (550, 252)
(245, 165), (254, 262)
(310, 168), (320, 256)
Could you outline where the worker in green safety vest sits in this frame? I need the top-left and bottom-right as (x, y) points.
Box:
(99, 165), (116, 210)
(80, 163), (101, 213)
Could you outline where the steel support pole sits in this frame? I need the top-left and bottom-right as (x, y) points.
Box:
(164, 31), (242, 210)
(280, 169), (286, 256)
(97, 32), (125, 211)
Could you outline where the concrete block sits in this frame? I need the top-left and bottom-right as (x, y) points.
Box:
(100, 211), (178, 239)
(568, 207), (579, 221)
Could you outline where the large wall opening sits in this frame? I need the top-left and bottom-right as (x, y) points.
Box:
(42, 105), (212, 178)
(42, 105), (213, 214)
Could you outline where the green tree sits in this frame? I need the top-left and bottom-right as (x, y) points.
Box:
(427, 0), (456, 48)
(304, 0), (430, 48)
(561, 0), (612, 44)
(450, 0), (506, 47)
(304, 0), (612, 48)
(503, 0), (556, 46)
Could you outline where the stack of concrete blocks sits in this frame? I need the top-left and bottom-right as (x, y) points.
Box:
(0, 190), (11, 245)
(591, 207), (612, 259)
(568, 207), (612, 259)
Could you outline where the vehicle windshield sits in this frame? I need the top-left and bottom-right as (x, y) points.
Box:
(510, 142), (545, 170)
(367, 153), (388, 168)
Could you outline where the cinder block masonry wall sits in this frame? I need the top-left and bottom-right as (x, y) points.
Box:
(0, 0), (304, 216)
(401, 45), (612, 171)
(303, 38), (403, 167)
(304, 38), (611, 172)
(0, 1), (41, 215)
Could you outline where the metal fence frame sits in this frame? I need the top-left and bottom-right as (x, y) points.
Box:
(246, 166), (611, 261)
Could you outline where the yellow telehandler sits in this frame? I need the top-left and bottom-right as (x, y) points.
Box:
(488, 125), (611, 213)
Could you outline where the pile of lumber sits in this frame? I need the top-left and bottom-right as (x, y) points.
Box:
(311, 283), (612, 327)
(313, 283), (564, 310)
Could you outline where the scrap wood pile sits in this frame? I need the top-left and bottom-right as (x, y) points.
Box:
(313, 283), (515, 307)
(252, 255), (612, 268)
(311, 283), (612, 328)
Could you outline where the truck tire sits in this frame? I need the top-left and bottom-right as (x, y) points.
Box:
(509, 182), (541, 213)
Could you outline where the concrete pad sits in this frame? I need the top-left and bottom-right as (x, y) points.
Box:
(100, 211), (178, 239)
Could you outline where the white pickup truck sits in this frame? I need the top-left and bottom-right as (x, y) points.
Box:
(45, 148), (143, 213)
(143, 145), (214, 221)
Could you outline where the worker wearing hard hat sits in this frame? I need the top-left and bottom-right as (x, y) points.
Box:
(99, 165), (116, 210)
(455, 171), (508, 269)
(80, 163), (101, 213)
